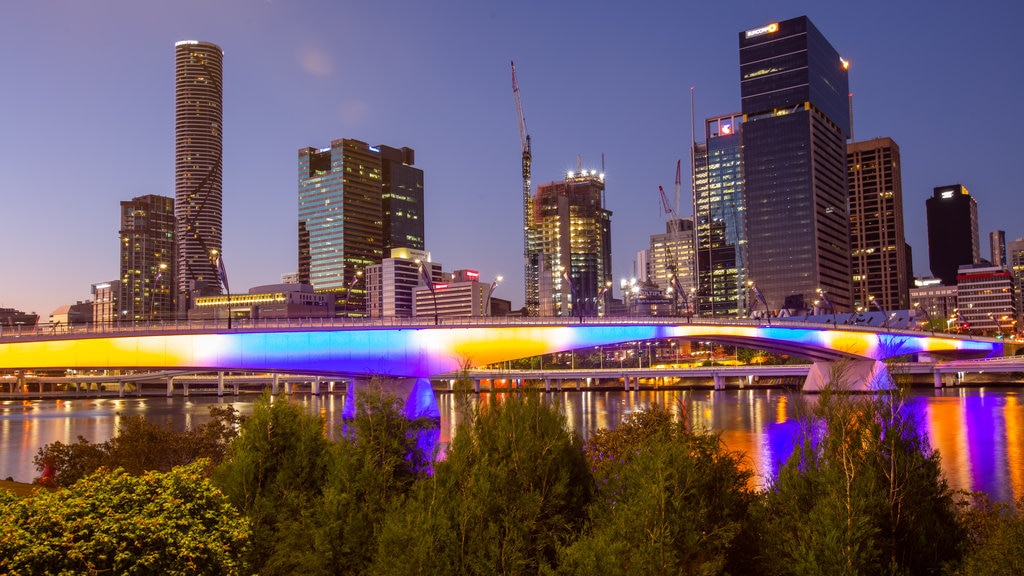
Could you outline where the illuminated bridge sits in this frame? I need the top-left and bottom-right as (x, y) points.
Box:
(0, 317), (1002, 417)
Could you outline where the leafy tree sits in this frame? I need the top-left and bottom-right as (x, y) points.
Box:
(372, 391), (592, 575)
(0, 461), (250, 575)
(948, 493), (1024, 575)
(559, 404), (756, 575)
(213, 392), (331, 575)
(34, 405), (240, 487)
(757, 360), (962, 575)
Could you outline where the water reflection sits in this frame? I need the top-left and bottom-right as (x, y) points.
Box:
(0, 388), (1020, 502)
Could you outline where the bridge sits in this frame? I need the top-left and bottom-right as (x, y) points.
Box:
(0, 317), (1002, 417)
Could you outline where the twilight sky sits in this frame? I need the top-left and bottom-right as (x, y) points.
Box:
(1, 0), (1021, 316)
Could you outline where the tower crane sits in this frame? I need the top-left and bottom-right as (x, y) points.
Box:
(511, 61), (537, 315)
(658, 186), (675, 218)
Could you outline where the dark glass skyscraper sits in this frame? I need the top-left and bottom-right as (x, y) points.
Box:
(120, 195), (176, 322)
(174, 40), (223, 311)
(298, 139), (423, 316)
(740, 16), (851, 313)
(927, 184), (979, 285)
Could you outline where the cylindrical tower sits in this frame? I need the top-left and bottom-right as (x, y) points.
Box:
(174, 40), (223, 313)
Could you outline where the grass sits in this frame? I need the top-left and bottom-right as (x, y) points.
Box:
(0, 479), (44, 498)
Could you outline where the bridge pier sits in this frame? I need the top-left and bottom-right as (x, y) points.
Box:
(311, 376), (320, 396)
(272, 374), (279, 395)
(183, 380), (190, 397)
(344, 377), (440, 420)
(934, 371), (944, 389)
(217, 372), (224, 397)
(804, 359), (892, 392)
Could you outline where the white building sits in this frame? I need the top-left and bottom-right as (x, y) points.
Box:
(956, 264), (1016, 335)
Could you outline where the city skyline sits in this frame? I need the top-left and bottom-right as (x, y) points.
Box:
(1, 0), (1021, 316)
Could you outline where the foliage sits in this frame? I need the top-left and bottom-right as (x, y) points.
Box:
(213, 391), (331, 574)
(372, 391), (592, 575)
(559, 404), (757, 575)
(757, 362), (962, 575)
(947, 493), (1024, 575)
(34, 404), (240, 487)
(0, 460), (250, 575)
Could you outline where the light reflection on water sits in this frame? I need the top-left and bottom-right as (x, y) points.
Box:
(0, 388), (1021, 502)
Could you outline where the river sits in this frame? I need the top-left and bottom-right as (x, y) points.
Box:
(1, 386), (1021, 502)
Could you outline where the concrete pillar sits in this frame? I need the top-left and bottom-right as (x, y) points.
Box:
(272, 374), (279, 395)
(217, 372), (225, 397)
(623, 376), (630, 391)
(544, 378), (551, 392)
(311, 376), (320, 396)
(166, 376), (173, 397)
(233, 382), (239, 396)
(118, 381), (125, 398)
(803, 359), (892, 392)
(713, 373), (725, 390)
(934, 371), (944, 389)
(184, 381), (190, 397)
(284, 381), (292, 395)
(473, 379), (480, 393)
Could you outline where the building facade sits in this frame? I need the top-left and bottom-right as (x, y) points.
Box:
(120, 195), (176, 322)
(298, 138), (423, 317)
(847, 137), (909, 311)
(739, 16), (851, 313)
(90, 281), (122, 326)
(693, 113), (747, 317)
(990, 230), (1007, 269)
(529, 170), (612, 317)
(926, 184), (979, 285)
(1008, 237), (1024, 325)
(909, 278), (957, 331)
(191, 284), (334, 321)
(956, 264), (1015, 335)
(174, 40), (224, 310)
(365, 248), (434, 318)
(647, 218), (697, 316)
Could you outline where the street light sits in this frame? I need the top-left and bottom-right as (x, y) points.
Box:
(342, 270), (363, 317)
(747, 280), (770, 326)
(150, 262), (167, 323)
(417, 261), (438, 325)
(817, 288), (836, 326)
(485, 275), (503, 316)
(597, 280), (612, 317)
(213, 251), (231, 329)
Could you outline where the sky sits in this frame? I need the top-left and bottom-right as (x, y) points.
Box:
(2, 0), (1022, 316)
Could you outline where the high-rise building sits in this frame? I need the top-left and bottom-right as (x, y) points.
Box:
(414, 269), (491, 319)
(1008, 237), (1024, 325)
(529, 169), (612, 317)
(926, 184), (979, 285)
(365, 248), (433, 318)
(847, 137), (909, 311)
(990, 230), (1007, 268)
(693, 113), (747, 317)
(120, 195), (176, 322)
(956, 264), (1015, 335)
(90, 281), (121, 326)
(647, 218), (697, 315)
(298, 138), (423, 316)
(739, 16), (851, 313)
(174, 40), (224, 312)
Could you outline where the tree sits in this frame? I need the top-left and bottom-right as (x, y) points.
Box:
(0, 461), (250, 575)
(757, 360), (963, 575)
(948, 494), (1024, 575)
(373, 391), (592, 575)
(559, 404), (757, 575)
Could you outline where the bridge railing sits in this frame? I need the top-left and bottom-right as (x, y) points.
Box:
(0, 313), (941, 343)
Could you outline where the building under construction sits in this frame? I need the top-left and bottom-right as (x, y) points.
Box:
(529, 170), (612, 317)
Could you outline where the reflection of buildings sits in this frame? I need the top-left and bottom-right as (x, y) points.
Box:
(848, 138), (910, 311)
(693, 113), (746, 317)
(174, 40), (224, 308)
(926, 184), (979, 286)
(740, 16), (851, 313)
(120, 195), (176, 322)
(530, 170), (612, 317)
(298, 139), (423, 317)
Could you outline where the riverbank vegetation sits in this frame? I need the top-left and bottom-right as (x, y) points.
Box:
(2, 377), (1022, 575)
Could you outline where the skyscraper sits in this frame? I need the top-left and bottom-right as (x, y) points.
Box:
(530, 169), (612, 317)
(739, 16), (851, 313)
(693, 113), (747, 317)
(174, 40), (223, 312)
(848, 137), (909, 311)
(990, 230), (1007, 269)
(298, 138), (423, 316)
(926, 184), (979, 285)
(120, 195), (176, 322)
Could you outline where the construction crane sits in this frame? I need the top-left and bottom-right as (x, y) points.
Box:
(511, 60), (537, 315)
(658, 185), (675, 218)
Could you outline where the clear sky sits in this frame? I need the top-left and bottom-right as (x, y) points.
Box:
(2, 0), (1021, 316)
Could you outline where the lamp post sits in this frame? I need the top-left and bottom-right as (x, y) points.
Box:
(485, 275), (503, 316)
(747, 280), (770, 326)
(418, 262), (438, 325)
(342, 270), (363, 317)
(212, 250), (231, 329)
(151, 262), (167, 324)
(597, 280), (612, 317)
(817, 288), (836, 327)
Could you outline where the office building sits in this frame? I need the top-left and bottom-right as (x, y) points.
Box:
(414, 269), (492, 319)
(956, 264), (1015, 335)
(848, 137), (909, 311)
(693, 113), (747, 317)
(90, 281), (122, 326)
(991, 230), (1007, 269)
(1008, 238), (1024, 325)
(909, 277), (957, 330)
(529, 169), (612, 317)
(298, 138), (423, 316)
(0, 308), (38, 329)
(739, 16), (851, 313)
(926, 184), (979, 285)
(365, 248), (434, 318)
(49, 301), (93, 327)
(120, 195), (176, 322)
(647, 218), (697, 315)
(191, 283), (334, 321)
(174, 40), (224, 310)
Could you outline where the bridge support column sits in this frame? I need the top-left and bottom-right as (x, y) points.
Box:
(272, 374), (279, 395)
(284, 380), (292, 395)
(183, 381), (190, 397)
(623, 376), (630, 391)
(803, 359), (892, 392)
(118, 381), (125, 398)
(311, 376), (320, 396)
(713, 373), (725, 390)
(233, 382), (239, 396)
(544, 378), (551, 392)
(217, 372), (224, 397)
(166, 377), (173, 397)
(344, 377), (440, 420)
(934, 371), (944, 389)
(473, 379), (480, 393)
